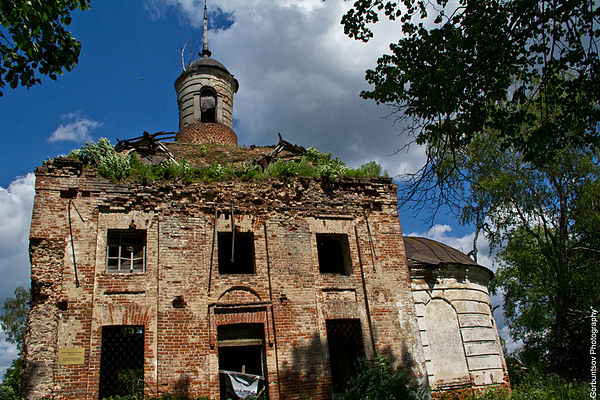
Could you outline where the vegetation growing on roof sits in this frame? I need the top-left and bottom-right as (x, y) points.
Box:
(66, 138), (388, 183)
(69, 138), (131, 181)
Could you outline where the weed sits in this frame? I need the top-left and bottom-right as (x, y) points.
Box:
(63, 139), (386, 183)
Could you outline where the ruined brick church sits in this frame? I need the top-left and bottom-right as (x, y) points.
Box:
(23, 7), (508, 399)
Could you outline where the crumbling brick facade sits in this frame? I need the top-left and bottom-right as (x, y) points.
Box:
(24, 158), (427, 399)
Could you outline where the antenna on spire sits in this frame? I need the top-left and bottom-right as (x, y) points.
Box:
(201, 0), (211, 58)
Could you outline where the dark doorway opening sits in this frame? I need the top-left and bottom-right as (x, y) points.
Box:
(317, 233), (351, 275)
(218, 232), (255, 274)
(218, 323), (267, 399)
(99, 325), (144, 399)
(326, 319), (365, 392)
(219, 345), (263, 376)
(200, 89), (217, 123)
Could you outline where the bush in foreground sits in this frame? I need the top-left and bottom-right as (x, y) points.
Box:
(335, 355), (419, 400)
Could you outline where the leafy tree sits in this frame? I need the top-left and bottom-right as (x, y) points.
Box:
(0, 286), (29, 399)
(337, 355), (419, 400)
(445, 129), (600, 379)
(341, 0), (599, 168)
(0, 287), (29, 353)
(496, 207), (600, 378)
(0, 357), (23, 400)
(0, 0), (91, 97)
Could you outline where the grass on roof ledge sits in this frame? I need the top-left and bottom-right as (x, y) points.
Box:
(65, 138), (388, 183)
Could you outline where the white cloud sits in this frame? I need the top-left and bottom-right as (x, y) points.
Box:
(48, 112), (101, 143)
(0, 174), (34, 381)
(0, 173), (35, 295)
(146, 0), (426, 177)
(499, 326), (523, 355)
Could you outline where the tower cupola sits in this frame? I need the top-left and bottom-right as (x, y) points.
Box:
(174, 1), (239, 145)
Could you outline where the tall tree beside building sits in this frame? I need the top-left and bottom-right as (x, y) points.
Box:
(0, 287), (29, 399)
(420, 126), (599, 379)
(0, 0), (91, 96)
(466, 137), (600, 379)
(0, 287), (28, 353)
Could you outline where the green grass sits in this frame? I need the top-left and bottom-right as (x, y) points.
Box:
(439, 373), (589, 400)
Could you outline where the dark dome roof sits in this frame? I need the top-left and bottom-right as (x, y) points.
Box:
(175, 55), (239, 93)
(186, 56), (230, 74)
(403, 236), (479, 267)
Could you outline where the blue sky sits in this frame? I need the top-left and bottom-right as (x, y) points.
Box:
(0, 0), (514, 378)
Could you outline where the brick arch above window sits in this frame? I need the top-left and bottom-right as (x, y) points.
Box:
(217, 286), (262, 305)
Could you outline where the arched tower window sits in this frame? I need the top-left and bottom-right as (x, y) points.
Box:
(200, 88), (217, 123)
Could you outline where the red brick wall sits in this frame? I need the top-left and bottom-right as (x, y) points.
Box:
(23, 158), (426, 400)
(175, 121), (238, 145)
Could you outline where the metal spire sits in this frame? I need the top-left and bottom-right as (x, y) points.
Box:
(201, 0), (212, 58)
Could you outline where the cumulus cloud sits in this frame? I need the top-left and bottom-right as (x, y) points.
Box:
(47, 112), (101, 143)
(0, 174), (34, 380)
(0, 173), (35, 298)
(146, 0), (426, 176)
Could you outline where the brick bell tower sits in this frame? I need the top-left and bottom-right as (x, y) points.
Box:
(174, 1), (239, 145)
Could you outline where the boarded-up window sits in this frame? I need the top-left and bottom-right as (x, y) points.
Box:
(107, 230), (146, 273)
(200, 89), (217, 122)
(317, 233), (351, 275)
(326, 319), (364, 392)
(99, 325), (144, 399)
(218, 232), (255, 274)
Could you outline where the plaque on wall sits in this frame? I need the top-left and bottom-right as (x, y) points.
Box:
(58, 347), (85, 365)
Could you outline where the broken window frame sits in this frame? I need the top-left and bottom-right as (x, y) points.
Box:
(106, 229), (146, 274)
(217, 231), (256, 275)
(316, 233), (352, 275)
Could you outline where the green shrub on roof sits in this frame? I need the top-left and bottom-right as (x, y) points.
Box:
(69, 138), (130, 182)
(66, 138), (386, 183)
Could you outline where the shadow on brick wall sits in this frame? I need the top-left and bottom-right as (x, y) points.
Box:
(173, 374), (190, 397)
(276, 339), (422, 399)
(278, 332), (327, 399)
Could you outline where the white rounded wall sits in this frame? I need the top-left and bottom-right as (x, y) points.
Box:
(410, 264), (509, 392)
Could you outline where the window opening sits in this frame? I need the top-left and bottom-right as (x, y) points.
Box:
(326, 319), (364, 392)
(200, 89), (217, 122)
(107, 230), (146, 273)
(218, 323), (267, 400)
(218, 232), (255, 274)
(99, 325), (144, 399)
(317, 233), (351, 275)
